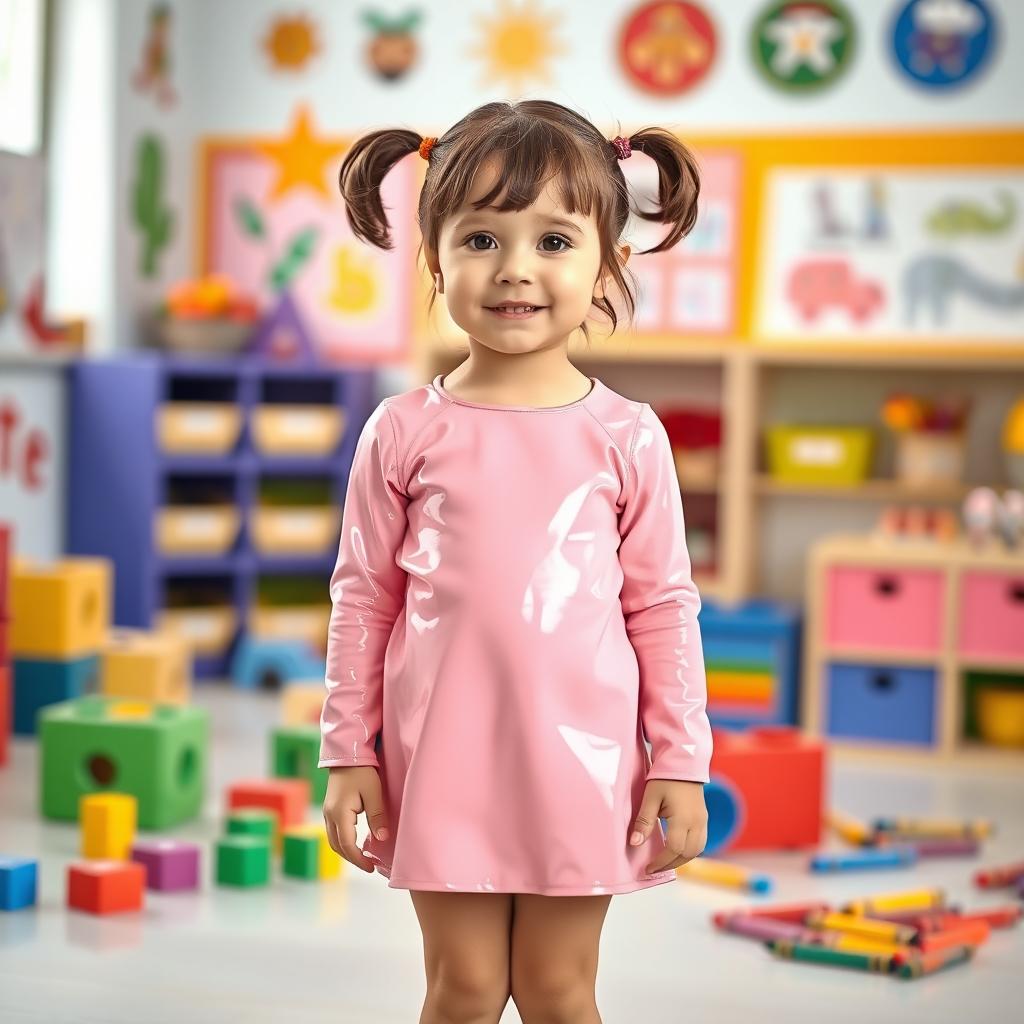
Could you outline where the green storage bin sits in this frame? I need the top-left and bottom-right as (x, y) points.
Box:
(766, 425), (874, 486)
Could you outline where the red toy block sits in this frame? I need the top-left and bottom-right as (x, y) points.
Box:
(226, 777), (310, 843)
(0, 664), (9, 767)
(67, 859), (146, 914)
(706, 725), (826, 853)
(0, 523), (10, 616)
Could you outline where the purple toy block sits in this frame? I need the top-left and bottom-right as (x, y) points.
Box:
(130, 839), (201, 892)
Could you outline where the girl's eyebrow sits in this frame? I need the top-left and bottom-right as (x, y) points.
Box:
(455, 210), (585, 236)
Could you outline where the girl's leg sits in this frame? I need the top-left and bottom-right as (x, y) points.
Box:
(509, 893), (613, 1024)
(409, 890), (514, 1024)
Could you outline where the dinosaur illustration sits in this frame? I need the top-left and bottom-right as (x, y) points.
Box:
(926, 190), (1016, 237)
(902, 253), (1024, 326)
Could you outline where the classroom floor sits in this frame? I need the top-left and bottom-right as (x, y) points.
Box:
(1, 685), (1021, 1023)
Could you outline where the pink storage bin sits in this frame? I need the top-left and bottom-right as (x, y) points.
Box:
(959, 571), (1024, 660)
(825, 565), (945, 654)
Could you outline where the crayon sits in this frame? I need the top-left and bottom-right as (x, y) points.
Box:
(827, 810), (874, 847)
(766, 939), (896, 973)
(715, 914), (811, 942)
(810, 847), (917, 872)
(931, 905), (1021, 930)
(862, 909), (951, 933)
(804, 910), (917, 945)
(842, 888), (946, 915)
(873, 817), (993, 841)
(973, 861), (1024, 889)
(894, 944), (974, 979)
(823, 935), (916, 957)
(904, 838), (980, 858)
(713, 901), (831, 926)
(676, 858), (772, 893)
(914, 920), (990, 953)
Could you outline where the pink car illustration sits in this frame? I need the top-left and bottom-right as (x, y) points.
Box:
(787, 258), (884, 323)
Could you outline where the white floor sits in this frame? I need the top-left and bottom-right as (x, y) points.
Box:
(1, 685), (1022, 1023)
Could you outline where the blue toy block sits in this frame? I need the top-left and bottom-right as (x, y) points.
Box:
(0, 856), (38, 911)
(13, 655), (99, 735)
(230, 637), (325, 690)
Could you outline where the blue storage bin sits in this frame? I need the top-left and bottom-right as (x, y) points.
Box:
(697, 599), (802, 729)
(826, 662), (936, 746)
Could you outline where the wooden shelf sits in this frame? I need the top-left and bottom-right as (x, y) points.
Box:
(754, 475), (976, 501)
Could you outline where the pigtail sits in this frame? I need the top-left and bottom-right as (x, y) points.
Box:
(627, 127), (701, 255)
(338, 128), (422, 250)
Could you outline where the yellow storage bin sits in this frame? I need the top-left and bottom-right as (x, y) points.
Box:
(281, 682), (327, 726)
(100, 628), (191, 705)
(156, 505), (240, 555)
(250, 506), (338, 555)
(250, 604), (331, 654)
(766, 425), (874, 486)
(11, 557), (112, 658)
(976, 686), (1024, 748)
(157, 402), (242, 455)
(251, 405), (345, 456)
(156, 606), (237, 656)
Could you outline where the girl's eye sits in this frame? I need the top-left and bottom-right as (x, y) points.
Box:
(464, 233), (573, 253)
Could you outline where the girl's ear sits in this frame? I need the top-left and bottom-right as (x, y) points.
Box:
(424, 246), (444, 294)
(594, 244), (631, 299)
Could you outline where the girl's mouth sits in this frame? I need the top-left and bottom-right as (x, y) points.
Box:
(485, 305), (547, 319)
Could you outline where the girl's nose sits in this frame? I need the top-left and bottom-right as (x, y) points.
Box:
(495, 248), (534, 284)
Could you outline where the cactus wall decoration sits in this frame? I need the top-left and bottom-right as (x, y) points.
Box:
(131, 133), (174, 278)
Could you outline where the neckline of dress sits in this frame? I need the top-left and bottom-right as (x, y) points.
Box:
(432, 373), (600, 412)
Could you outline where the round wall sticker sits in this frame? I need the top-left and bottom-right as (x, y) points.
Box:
(618, 1), (718, 97)
(890, 0), (996, 90)
(751, 0), (856, 93)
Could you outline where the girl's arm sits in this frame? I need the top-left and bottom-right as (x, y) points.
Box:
(318, 400), (409, 769)
(618, 402), (713, 784)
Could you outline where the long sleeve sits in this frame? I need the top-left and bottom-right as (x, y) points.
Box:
(617, 403), (713, 784)
(318, 400), (409, 769)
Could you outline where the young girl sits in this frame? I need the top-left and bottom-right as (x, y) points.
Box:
(320, 100), (712, 1024)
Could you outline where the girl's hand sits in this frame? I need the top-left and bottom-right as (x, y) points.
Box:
(629, 779), (708, 875)
(322, 765), (390, 873)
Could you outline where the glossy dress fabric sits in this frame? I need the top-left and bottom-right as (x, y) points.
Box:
(318, 373), (713, 896)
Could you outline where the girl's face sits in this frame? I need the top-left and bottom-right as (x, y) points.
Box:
(426, 160), (627, 353)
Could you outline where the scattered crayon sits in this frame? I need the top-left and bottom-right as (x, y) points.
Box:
(930, 905), (1021, 930)
(766, 939), (896, 973)
(903, 838), (980, 858)
(713, 901), (830, 926)
(827, 810), (874, 847)
(820, 935), (915, 957)
(914, 920), (990, 954)
(715, 914), (811, 943)
(862, 909), (951, 933)
(676, 858), (772, 893)
(843, 888), (946, 915)
(810, 847), (917, 872)
(804, 910), (917, 945)
(973, 861), (1024, 889)
(873, 817), (993, 842)
(894, 944), (974, 979)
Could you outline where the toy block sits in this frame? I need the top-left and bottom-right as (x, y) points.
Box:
(0, 614), (9, 662)
(81, 792), (137, 859)
(704, 725), (825, 855)
(13, 655), (99, 735)
(100, 628), (191, 704)
(40, 695), (208, 829)
(282, 824), (341, 881)
(226, 808), (277, 844)
(230, 636), (324, 690)
(0, 856), (38, 910)
(215, 835), (271, 886)
(130, 839), (201, 891)
(226, 777), (310, 853)
(281, 681), (326, 726)
(272, 724), (327, 805)
(0, 523), (10, 615)
(11, 557), (111, 658)
(67, 859), (146, 914)
(0, 664), (9, 767)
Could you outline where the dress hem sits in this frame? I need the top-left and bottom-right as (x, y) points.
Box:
(380, 870), (679, 896)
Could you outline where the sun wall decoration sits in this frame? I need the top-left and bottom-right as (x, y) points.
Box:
(468, 0), (566, 93)
(262, 13), (321, 72)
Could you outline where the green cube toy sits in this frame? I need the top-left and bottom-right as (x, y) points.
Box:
(282, 830), (320, 880)
(272, 725), (326, 805)
(226, 808), (277, 844)
(39, 696), (208, 829)
(216, 835), (271, 887)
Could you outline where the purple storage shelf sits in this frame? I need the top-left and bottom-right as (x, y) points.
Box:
(68, 353), (375, 678)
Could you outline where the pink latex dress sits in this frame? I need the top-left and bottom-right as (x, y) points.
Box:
(318, 373), (713, 896)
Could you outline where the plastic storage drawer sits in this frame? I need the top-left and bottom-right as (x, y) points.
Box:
(958, 570), (1024, 660)
(826, 662), (936, 745)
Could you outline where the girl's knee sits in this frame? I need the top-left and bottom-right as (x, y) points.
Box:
(426, 970), (510, 1021)
(510, 973), (595, 1022)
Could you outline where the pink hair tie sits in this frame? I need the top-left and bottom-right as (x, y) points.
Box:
(611, 135), (632, 160)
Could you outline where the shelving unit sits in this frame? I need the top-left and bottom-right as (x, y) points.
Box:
(68, 355), (374, 677)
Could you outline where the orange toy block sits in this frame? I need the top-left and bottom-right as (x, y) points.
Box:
(706, 725), (826, 853)
(226, 778), (310, 850)
(67, 859), (146, 914)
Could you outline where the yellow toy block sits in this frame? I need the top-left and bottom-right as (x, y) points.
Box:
(11, 557), (111, 658)
(81, 792), (137, 860)
(100, 629), (192, 704)
(280, 681), (325, 726)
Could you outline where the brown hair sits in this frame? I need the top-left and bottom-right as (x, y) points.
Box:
(337, 99), (701, 342)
